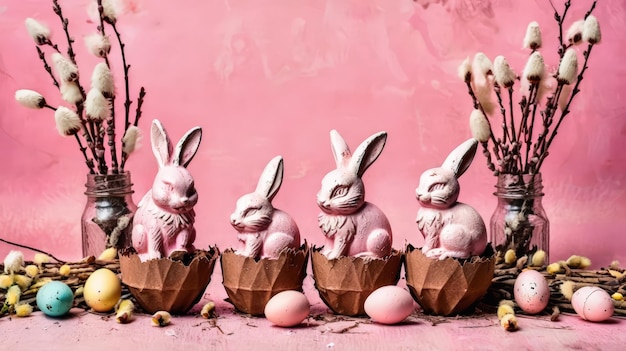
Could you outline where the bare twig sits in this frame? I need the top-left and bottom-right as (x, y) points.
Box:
(0, 237), (66, 263)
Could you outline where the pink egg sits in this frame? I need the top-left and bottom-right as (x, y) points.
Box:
(571, 286), (614, 322)
(514, 269), (550, 314)
(264, 290), (310, 327)
(364, 285), (415, 325)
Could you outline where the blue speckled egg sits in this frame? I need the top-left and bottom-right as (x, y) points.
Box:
(36, 281), (74, 317)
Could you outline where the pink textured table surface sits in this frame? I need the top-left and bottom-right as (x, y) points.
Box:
(3, 264), (624, 351)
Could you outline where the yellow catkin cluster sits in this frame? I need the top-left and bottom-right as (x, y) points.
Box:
(115, 299), (135, 324)
(530, 250), (546, 267)
(151, 311), (171, 327)
(497, 300), (518, 332)
(201, 301), (216, 319)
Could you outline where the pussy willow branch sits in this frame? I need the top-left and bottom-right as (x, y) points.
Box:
(36, 46), (59, 88)
(465, 79), (500, 173)
(96, 0), (120, 174)
(120, 87), (146, 171)
(43, 105), (95, 173)
(133, 87), (146, 128)
(110, 23), (133, 138)
(52, 0), (77, 64)
(535, 43), (595, 172)
(549, 0), (571, 58)
(52, 0), (107, 174)
(494, 85), (511, 144)
(36, 46), (99, 174)
(0, 238), (66, 264)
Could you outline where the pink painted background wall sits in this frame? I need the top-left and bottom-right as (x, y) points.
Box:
(1, 0), (625, 266)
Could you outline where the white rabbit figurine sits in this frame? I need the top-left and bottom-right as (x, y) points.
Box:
(230, 155), (301, 259)
(132, 119), (202, 261)
(317, 130), (392, 260)
(416, 138), (487, 260)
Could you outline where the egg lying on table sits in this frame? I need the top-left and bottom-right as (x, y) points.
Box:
(83, 268), (122, 312)
(364, 285), (415, 325)
(36, 281), (74, 317)
(514, 269), (550, 314)
(571, 286), (614, 322)
(264, 290), (310, 327)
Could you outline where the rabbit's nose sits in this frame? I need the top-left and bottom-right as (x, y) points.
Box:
(230, 215), (238, 225)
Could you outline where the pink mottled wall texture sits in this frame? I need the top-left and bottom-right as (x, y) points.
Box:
(1, 0), (625, 266)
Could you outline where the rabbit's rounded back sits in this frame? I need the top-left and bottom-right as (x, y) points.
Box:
(131, 119), (202, 261)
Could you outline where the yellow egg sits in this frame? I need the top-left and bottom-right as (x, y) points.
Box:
(83, 268), (121, 312)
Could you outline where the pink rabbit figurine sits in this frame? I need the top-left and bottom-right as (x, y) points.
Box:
(230, 155), (301, 259)
(132, 119), (202, 261)
(416, 138), (487, 260)
(317, 130), (392, 260)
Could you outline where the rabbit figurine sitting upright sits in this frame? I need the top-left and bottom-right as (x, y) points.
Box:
(415, 138), (487, 260)
(230, 155), (300, 259)
(132, 119), (202, 261)
(317, 130), (392, 260)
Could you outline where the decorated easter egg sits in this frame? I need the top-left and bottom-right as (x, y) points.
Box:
(264, 290), (310, 327)
(514, 269), (550, 314)
(36, 281), (74, 317)
(84, 268), (122, 312)
(571, 286), (614, 322)
(364, 285), (415, 325)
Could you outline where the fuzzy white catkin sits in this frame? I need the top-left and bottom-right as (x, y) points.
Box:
(558, 48), (578, 84)
(582, 15), (601, 44)
(567, 20), (585, 45)
(493, 56), (516, 88)
(24, 18), (50, 45)
(85, 89), (111, 121)
(473, 52), (492, 76)
(102, 0), (118, 24)
(51, 53), (79, 82)
(54, 106), (82, 136)
(60, 81), (83, 104)
(15, 89), (46, 109)
(469, 109), (491, 142)
(523, 21), (542, 50)
(457, 56), (472, 82)
(3, 250), (24, 274)
(91, 63), (115, 97)
(84, 33), (111, 58)
(523, 51), (544, 83)
(122, 126), (141, 154)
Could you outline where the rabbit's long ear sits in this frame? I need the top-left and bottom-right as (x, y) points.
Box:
(151, 119), (173, 168)
(255, 155), (284, 202)
(442, 138), (478, 178)
(173, 126), (202, 167)
(330, 130), (351, 169)
(350, 131), (387, 178)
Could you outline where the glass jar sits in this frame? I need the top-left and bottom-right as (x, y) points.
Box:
(490, 173), (549, 263)
(81, 172), (137, 257)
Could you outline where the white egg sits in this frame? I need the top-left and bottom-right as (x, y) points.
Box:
(514, 269), (550, 314)
(264, 290), (310, 327)
(364, 285), (415, 325)
(571, 286), (614, 322)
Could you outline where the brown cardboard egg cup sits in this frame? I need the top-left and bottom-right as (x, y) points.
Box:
(404, 244), (495, 316)
(311, 247), (403, 316)
(221, 243), (309, 316)
(119, 247), (219, 315)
